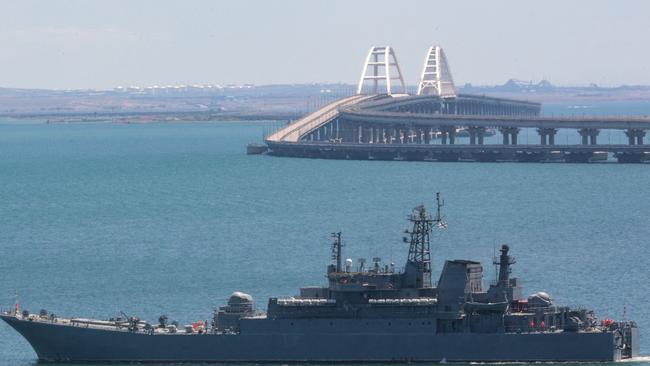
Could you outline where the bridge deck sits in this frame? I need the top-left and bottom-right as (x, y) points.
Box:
(265, 94), (375, 142)
(339, 108), (650, 130)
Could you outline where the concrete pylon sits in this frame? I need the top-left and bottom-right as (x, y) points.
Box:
(357, 46), (407, 95)
(416, 45), (456, 98)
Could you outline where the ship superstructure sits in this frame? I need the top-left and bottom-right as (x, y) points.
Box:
(1, 194), (639, 362)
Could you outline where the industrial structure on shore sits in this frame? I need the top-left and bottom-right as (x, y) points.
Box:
(260, 46), (650, 163)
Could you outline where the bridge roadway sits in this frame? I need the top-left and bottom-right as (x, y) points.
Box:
(262, 94), (650, 163)
(339, 107), (650, 130)
(266, 94), (375, 142)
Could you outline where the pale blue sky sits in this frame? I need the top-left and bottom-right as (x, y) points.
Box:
(1, 0), (649, 89)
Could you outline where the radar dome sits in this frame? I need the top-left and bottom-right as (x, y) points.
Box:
(228, 291), (253, 306)
(528, 291), (552, 307)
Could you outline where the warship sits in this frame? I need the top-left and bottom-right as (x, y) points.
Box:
(1, 194), (639, 362)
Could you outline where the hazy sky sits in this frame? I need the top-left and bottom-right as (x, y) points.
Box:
(1, 0), (649, 89)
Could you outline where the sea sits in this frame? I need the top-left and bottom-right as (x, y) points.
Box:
(0, 100), (649, 365)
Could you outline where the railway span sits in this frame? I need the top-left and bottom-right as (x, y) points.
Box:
(260, 45), (650, 163)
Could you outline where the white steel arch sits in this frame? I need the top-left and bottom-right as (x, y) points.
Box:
(356, 46), (407, 95)
(416, 45), (456, 98)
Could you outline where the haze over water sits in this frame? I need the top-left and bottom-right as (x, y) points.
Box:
(0, 102), (649, 364)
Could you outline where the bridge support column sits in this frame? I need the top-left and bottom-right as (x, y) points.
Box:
(440, 126), (456, 145)
(625, 129), (646, 145)
(499, 127), (520, 145)
(468, 126), (486, 145)
(590, 129), (599, 145)
(424, 128), (431, 144)
(537, 128), (558, 145)
(579, 128), (599, 145)
(410, 129), (419, 144)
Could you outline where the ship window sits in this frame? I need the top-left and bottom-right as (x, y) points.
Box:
(408, 322), (412, 326)
(388, 322), (391, 326)
(290, 322), (294, 326)
(329, 322), (333, 326)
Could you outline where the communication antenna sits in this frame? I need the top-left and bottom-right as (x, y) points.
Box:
(14, 290), (20, 316)
(358, 258), (366, 272)
(331, 232), (343, 272)
(434, 192), (448, 229)
(493, 243), (498, 283)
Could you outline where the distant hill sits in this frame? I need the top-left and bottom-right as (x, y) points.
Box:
(460, 79), (650, 94)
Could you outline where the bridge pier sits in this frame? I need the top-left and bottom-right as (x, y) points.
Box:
(439, 126), (456, 145)
(578, 128), (600, 145)
(625, 129), (646, 145)
(499, 127), (520, 145)
(467, 126), (486, 145)
(537, 128), (558, 145)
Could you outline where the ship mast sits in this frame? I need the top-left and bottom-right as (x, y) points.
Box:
(494, 244), (515, 287)
(330, 232), (343, 273)
(404, 193), (447, 288)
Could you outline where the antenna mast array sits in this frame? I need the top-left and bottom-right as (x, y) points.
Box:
(331, 232), (343, 273)
(404, 193), (447, 288)
(357, 46), (407, 95)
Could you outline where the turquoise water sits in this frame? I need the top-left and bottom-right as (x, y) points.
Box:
(0, 120), (649, 365)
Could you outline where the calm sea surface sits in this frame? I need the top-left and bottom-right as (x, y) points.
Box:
(1, 101), (649, 365)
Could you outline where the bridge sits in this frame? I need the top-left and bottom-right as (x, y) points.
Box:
(263, 45), (650, 163)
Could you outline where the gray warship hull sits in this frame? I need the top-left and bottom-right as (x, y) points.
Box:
(1, 315), (631, 362)
(2, 200), (640, 363)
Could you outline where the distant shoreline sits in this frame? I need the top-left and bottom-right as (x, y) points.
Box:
(2, 82), (650, 123)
